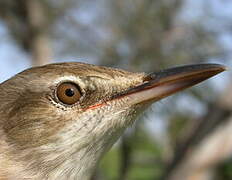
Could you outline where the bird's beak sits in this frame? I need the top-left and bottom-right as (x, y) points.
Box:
(112, 64), (226, 105)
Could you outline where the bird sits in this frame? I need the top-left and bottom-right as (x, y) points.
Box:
(0, 62), (226, 180)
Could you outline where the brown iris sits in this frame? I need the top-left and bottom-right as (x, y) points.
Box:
(57, 82), (82, 105)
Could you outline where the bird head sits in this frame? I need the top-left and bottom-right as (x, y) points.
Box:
(0, 62), (225, 179)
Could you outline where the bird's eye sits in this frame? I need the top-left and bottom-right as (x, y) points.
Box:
(56, 82), (82, 105)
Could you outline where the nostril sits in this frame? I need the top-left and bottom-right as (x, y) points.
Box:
(143, 73), (156, 82)
(143, 74), (153, 82)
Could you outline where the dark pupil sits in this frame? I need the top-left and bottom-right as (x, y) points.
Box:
(65, 88), (75, 97)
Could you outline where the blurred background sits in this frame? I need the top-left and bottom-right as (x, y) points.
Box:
(0, 0), (232, 179)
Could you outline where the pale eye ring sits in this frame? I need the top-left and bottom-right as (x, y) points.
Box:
(56, 82), (82, 105)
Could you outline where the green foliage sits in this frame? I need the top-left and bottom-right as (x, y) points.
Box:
(168, 112), (190, 144)
(100, 147), (120, 179)
(100, 128), (164, 180)
(216, 160), (232, 180)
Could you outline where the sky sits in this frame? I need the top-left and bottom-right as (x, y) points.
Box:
(0, 0), (232, 83)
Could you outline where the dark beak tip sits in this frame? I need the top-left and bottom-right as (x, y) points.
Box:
(220, 65), (229, 71)
(144, 63), (227, 82)
(208, 64), (228, 77)
(210, 63), (228, 71)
